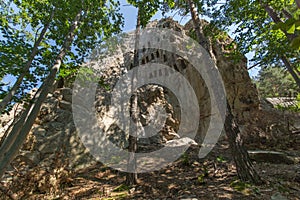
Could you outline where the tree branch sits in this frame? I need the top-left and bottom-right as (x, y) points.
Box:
(260, 2), (297, 41)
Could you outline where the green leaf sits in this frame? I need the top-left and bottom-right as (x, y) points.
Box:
(288, 0), (295, 5)
(287, 23), (296, 34)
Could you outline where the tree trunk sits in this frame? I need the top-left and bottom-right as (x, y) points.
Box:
(187, 0), (206, 48)
(282, 9), (293, 19)
(0, 9), (55, 113)
(125, 8), (141, 186)
(281, 56), (300, 88)
(0, 10), (81, 179)
(187, 0), (216, 63)
(187, 0), (262, 184)
(224, 103), (262, 183)
(261, 3), (297, 41)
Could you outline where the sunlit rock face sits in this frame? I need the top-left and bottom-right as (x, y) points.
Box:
(121, 18), (259, 142)
(0, 18), (259, 177)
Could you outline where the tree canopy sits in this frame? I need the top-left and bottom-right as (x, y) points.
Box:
(0, 0), (124, 178)
(0, 0), (123, 113)
(202, 0), (300, 87)
(255, 66), (298, 97)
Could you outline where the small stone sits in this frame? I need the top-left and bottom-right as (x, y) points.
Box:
(271, 192), (288, 200)
(59, 100), (72, 111)
(129, 187), (135, 194)
(33, 128), (47, 137)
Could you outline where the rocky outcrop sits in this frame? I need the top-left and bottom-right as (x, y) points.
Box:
(184, 19), (259, 124)
(0, 18), (260, 183)
(16, 88), (96, 171)
(131, 18), (259, 142)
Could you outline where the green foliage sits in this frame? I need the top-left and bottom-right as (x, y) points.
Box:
(75, 67), (99, 85)
(98, 78), (111, 91)
(203, 0), (299, 81)
(197, 166), (208, 184)
(0, 0), (52, 111)
(112, 184), (130, 192)
(181, 152), (190, 166)
(216, 155), (226, 163)
(275, 103), (300, 112)
(127, 0), (175, 27)
(230, 180), (253, 195)
(197, 174), (206, 184)
(255, 66), (298, 98)
(256, 66), (299, 112)
(0, 0), (124, 112)
(272, 3), (300, 50)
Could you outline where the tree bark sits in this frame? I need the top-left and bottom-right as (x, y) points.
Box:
(281, 55), (300, 88)
(224, 103), (262, 183)
(187, 0), (216, 63)
(0, 10), (81, 179)
(0, 9), (55, 114)
(261, 3), (297, 41)
(187, 0), (262, 184)
(282, 9), (293, 19)
(187, 0), (206, 48)
(125, 8), (141, 186)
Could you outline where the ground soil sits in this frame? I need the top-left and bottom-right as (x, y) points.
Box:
(1, 111), (300, 200)
(6, 137), (298, 200)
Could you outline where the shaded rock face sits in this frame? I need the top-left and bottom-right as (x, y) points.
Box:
(0, 18), (259, 177)
(20, 89), (96, 170)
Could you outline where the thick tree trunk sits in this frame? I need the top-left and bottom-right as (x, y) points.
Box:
(188, 0), (262, 184)
(125, 9), (141, 185)
(224, 103), (262, 183)
(0, 9), (55, 114)
(0, 10), (81, 179)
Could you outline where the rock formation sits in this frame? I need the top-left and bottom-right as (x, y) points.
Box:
(0, 18), (260, 188)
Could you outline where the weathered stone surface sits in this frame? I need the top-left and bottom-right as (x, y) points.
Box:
(59, 88), (73, 102)
(184, 19), (259, 124)
(59, 100), (72, 111)
(0, 18), (262, 183)
(18, 151), (41, 166)
(248, 150), (295, 164)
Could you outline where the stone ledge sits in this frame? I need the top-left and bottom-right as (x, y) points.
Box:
(248, 150), (295, 165)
